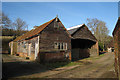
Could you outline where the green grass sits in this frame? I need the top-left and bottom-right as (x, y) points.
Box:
(100, 54), (105, 56)
(82, 53), (105, 61)
(63, 62), (82, 67)
(84, 57), (98, 60)
(44, 61), (82, 69)
(44, 53), (105, 69)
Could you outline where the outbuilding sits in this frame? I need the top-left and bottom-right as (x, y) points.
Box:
(67, 24), (99, 61)
(10, 17), (72, 62)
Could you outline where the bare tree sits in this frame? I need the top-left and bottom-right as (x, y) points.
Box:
(13, 18), (28, 36)
(1, 12), (28, 36)
(87, 18), (109, 51)
(105, 36), (113, 49)
(13, 18), (28, 31)
(1, 12), (12, 29)
(87, 18), (99, 34)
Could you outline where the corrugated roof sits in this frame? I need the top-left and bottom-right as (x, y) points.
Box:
(67, 24), (97, 42)
(67, 24), (84, 30)
(14, 18), (56, 41)
(67, 24), (84, 35)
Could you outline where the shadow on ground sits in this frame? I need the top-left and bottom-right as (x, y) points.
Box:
(2, 55), (70, 79)
(99, 52), (106, 55)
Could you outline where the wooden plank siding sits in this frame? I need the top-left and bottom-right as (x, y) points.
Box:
(68, 24), (99, 61)
(71, 25), (97, 42)
(10, 17), (71, 62)
(38, 18), (71, 62)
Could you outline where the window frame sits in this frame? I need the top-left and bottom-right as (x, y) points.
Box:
(54, 42), (67, 50)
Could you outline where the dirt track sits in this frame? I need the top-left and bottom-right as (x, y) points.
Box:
(47, 52), (116, 78)
(2, 52), (118, 79)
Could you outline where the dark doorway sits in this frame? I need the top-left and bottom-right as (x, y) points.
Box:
(71, 39), (96, 61)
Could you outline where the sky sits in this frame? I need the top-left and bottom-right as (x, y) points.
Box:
(118, 1), (120, 17)
(2, 0), (120, 2)
(2, 2), (118, 36)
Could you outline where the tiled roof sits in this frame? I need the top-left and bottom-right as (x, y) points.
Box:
(14, 36), (23, 42)
(14, 18), (56, 41)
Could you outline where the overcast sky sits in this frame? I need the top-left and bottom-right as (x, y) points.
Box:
(2, 2), (119, 36)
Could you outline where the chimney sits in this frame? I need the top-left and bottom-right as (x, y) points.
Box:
(34, 25), (38, 29)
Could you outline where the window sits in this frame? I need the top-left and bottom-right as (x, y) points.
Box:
(54, 42), (67, 50)
(54, 42), (58, 49)
(61, 43), (63, 50)
(58, 43), (61, 49)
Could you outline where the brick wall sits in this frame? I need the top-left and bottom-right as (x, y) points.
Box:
(90, 41), (99, 57)
(39, 51), (70, 62)
(113, 17), (120, 78)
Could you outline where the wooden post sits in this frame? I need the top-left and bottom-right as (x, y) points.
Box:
(69, 52), (72, 61)
(28, 43), (31, 56)
(11, 42), (13, 55)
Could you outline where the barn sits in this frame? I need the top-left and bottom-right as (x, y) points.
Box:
(113, 17), (120, 78)
(9, 17), (72, 62)
(67, 24), (99, 61)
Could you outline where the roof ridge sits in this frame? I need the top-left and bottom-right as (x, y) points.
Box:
(67, 24), (84, 30)
(14, 17), (56, 41)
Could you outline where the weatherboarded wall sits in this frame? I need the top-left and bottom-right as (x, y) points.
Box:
(38, 19), (71, 62)
(69, 25), (98, 61)
(15, 18), (71, 62)
(11, 18), (71, 62)
(71, 48), (90, 60)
